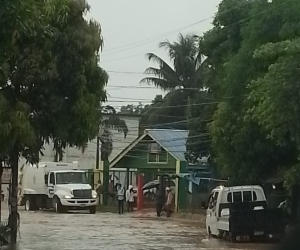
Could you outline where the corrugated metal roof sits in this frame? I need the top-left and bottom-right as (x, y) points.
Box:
(145, 129), (188, 161)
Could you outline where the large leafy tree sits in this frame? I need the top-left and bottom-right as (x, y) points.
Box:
(0, 1), (57, 162)
(1, 0), (108, 242)
(186, 90), (215, 163)
(249, 0), (300, 188)
(186, 0), (252, 165)
(188, 0), (298, 182)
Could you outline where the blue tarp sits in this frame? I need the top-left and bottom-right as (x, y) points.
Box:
(176, 173), (201, 185)
(176, 173), (227, 186)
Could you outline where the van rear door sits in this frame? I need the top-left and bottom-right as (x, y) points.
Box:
(206, 191), (219, 236)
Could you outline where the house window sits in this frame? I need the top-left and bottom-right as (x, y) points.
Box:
(147, 152), (168, 163)
(148, 153), (157, 162)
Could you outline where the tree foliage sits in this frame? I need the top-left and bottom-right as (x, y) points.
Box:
(0, 0), (108, 165)
(100, 105), (128, 161)
(140, 34), (203, 129)
(187, 0), (300, 184)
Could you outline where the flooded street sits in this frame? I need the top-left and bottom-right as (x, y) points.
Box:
(2, 207), (273, 250)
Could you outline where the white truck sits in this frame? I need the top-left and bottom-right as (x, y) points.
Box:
(205, 185), (285, 242)
(20, 162), (99, 214)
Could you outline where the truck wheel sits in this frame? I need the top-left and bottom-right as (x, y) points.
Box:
(54, 197), (64, 213)
(25, 197), (38, 211)
(89, 206), (97, 214)
(25, 198), (32, 211)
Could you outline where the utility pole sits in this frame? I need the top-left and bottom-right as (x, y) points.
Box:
(0, 163), (3, 222)
(96, 136), (100, 170)
(10, 147), (19, 244)
(96, 126), (103, 170)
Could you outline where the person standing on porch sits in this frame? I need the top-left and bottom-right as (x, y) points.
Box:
(116, 183), (125, 214)
(126, 185), (134, 212)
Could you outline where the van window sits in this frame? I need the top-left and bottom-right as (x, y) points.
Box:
(233, 191), (242, 202)
(243, 191), (252, 202)
(49, 173), (55, 185)
(208, 193), (216, 209)
(213, 191), (219, 200)
(227, 192), (232, 203)
(227, 190), (259, 203)
(253, 191), (257, 201)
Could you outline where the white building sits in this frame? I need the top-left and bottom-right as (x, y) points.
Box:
(19, 114), (141, 170)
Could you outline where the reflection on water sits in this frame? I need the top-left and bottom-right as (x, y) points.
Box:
(1, 208), (274, 250)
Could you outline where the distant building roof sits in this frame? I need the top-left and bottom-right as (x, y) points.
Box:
(110, 129), (188, 168)
(146, 129), (188, 161)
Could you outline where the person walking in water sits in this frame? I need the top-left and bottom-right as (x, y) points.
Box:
(116, 183), (125, 214)
(126, 185), (135, 212)
(163, 187), (174, 217)
(155, 186), (164, 217)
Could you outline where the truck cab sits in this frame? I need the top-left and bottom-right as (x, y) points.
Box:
(21, 162), (99, 214)
(206, 185), (285, 241)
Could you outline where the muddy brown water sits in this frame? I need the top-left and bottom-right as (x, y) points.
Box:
(1, 207), (274, 250)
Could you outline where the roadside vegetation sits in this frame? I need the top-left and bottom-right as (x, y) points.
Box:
(125, 0), (300, 189)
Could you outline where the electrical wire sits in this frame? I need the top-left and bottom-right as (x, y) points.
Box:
(100, 101), (219, 109)
(101, 0), (258, 55)
(98, 115), (214, 130)
(102, 49), (160, 63)
(106, 70), (147, 75)
(88, 133), (211, 145)
(100, 0), (293, 63)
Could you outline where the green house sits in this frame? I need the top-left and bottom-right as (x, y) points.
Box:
(111, 128), (187, 171)
(110, 129), (188, 210)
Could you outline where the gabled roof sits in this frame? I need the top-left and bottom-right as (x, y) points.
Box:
(110, 129), (188, 168)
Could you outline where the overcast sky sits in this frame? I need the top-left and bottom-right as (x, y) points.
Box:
(87, 0), (222, 108)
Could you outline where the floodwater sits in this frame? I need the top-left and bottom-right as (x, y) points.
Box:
(1, 207), (274, 250)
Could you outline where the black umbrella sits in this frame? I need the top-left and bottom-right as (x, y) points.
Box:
(142, 180), (159, 190)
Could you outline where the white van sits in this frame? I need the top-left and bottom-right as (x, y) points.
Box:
(20, 162), (99, 214)
(206, 185), (285, 241)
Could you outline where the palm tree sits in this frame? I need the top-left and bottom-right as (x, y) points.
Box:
(140, 34), (203, 129)
(140, 33), (202, 91)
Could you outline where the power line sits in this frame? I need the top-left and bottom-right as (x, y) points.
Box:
(109, 96), (154, 101)
(101, 0), (293, 63)
(97, 116), (213, 137)
(101, 101), (219, 109)
(106, 85), (199, 89)
(108, 100), (152, 103)
(108, 126), (211, 137)
(93, 133), (210, 144)
(108, 141), (212, 152)
(102, 112), (188, 119)
(90, 137), (212, 149)
(106, 70), (146, 75)
(101, 49), (160, 63)
(101, 0), (257, 55)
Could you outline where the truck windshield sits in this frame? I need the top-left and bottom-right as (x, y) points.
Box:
(56, 172), (88, 184)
